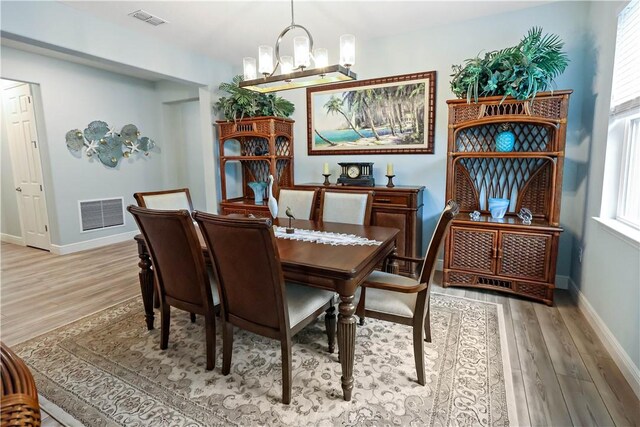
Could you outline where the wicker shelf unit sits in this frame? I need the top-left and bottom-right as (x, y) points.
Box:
(216, 117), (294, 217)
(444, 90), (572, 305)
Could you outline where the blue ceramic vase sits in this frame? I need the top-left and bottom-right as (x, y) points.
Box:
(495, 125), (515, 152)
(248, 181), (267, 204)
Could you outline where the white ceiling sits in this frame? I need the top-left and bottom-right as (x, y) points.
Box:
(62, 1), (551, 67)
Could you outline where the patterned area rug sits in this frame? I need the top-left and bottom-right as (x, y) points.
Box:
(15, 293), (516, 426)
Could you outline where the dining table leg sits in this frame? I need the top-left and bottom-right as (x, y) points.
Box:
(337, 292), (357, 401)
(136, 240), (155, 330)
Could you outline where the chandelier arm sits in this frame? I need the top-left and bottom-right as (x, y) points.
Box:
(272, 23), (314, 76)
(290, 0), (295, 25)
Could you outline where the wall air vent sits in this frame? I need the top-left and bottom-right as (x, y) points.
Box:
(79, 198), (125, 232)
(128, 9), (168, 26)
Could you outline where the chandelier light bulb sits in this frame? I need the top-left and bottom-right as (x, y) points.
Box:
(340, 34), (356, 67)
(313, 48), (329, 68)
(243, 57), (257, 80)
(294, 36), (311, 69)
(258, 45), (274, 75)
(281, 56), (294, 74)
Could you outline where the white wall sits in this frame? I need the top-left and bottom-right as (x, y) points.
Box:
(284, 1), (591, 281)
(1, 46), (175, 246)
(0, 100), (22, 238)
(574, 1), (639, 378)
(160, 99), (208, 211)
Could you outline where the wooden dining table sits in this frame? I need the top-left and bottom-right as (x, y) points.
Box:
(134, 218), (399, 402)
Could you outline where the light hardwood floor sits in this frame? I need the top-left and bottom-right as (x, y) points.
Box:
(1, 241), (638, 426)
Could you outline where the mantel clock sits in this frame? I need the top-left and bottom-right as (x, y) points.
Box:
(337, 162), (375, 187)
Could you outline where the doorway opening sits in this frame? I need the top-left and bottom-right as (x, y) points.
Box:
(1, 78), (51, 251)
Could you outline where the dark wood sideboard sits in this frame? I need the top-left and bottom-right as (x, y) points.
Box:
(294, 184), (424, 276)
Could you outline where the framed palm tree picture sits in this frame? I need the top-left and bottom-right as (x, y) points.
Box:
(307, 71), (436, 155)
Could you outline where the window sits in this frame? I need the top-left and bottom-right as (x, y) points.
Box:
(616, 114), (640, 229)
(603, 0), (640, 233)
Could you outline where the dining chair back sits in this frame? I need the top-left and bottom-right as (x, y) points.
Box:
(318, 189), (374, 225)
(276, 188), (318, 220)
(134, 188), (193, 211)
(356, 200), (459, 385)
(127, 205), (218, 370)
(192, 211), (336, 404)
(195, 213), (288, 333)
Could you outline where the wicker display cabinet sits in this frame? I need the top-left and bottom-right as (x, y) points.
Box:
(444, 90), (571, 305)
(217, 117), (294, 217)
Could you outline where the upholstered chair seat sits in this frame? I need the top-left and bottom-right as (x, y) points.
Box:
(285, 282), (336, 327)
(134, 188), (193, 211)
(356, 271), (420, 317)
(277, 189), (318, 220)
(318, 190), (374, 225)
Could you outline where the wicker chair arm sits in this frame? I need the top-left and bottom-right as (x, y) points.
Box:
(362, 280), (427, 294)
(1, 341), (41, 426)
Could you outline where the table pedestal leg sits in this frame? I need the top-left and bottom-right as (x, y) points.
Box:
(337, 293), (356, 401)
(137, 243), (155, 330)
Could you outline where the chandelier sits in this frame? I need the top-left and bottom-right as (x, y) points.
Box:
(239, 0), (357, 93)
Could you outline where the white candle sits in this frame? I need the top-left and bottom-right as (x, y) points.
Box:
(323, 163), (330, 174)
(387, 163), (394, 175)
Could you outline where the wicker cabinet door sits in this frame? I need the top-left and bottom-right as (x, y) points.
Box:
(448, 227), (497, 274)
(498, 231), (551, 282)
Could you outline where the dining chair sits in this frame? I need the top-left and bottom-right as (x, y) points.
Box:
(133, 188), (193, 211)
(127, 206), (219, 370)
(318, 189), (374, 225)
(276, 188), (318, 220)
(192, 211), (336, 404)
(355, 200), (459, 385)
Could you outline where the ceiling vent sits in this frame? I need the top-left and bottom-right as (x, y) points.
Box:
(129, 9), (168, 26)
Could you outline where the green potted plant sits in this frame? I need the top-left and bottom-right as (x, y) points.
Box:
(450, 27), (569, 103)
(214, 75), (295, 121)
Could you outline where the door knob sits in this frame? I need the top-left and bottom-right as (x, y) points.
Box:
(15, 187), (22, 192)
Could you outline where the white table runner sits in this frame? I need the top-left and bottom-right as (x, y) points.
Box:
(274, 226), (382, 246)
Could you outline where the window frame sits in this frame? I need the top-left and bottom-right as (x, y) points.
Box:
(596, 0), (640, 246)
(615, 111), (640, 230)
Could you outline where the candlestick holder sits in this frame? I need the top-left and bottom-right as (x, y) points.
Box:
(386, 174), (395, 188)
(322, 173), (331, 186)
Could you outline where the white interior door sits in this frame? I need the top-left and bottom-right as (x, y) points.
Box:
(2, 83), (51, 250)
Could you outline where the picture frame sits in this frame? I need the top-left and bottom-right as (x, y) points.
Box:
(307, 71), (436, 156)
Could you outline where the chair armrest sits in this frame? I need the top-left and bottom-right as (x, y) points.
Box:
(362, 280), (427, 294)
(387, 254), (423, 264)
(383, 254), (424, 275)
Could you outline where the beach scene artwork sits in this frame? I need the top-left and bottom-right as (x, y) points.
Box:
(307, 72), (434, 155)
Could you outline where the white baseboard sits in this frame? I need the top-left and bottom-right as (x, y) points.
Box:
(1, 233), (25, 246)
(569, 279), (640, 399)
(50, 230), (138, 255)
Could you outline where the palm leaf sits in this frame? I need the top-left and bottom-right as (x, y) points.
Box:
(450, 27), (569, 103)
